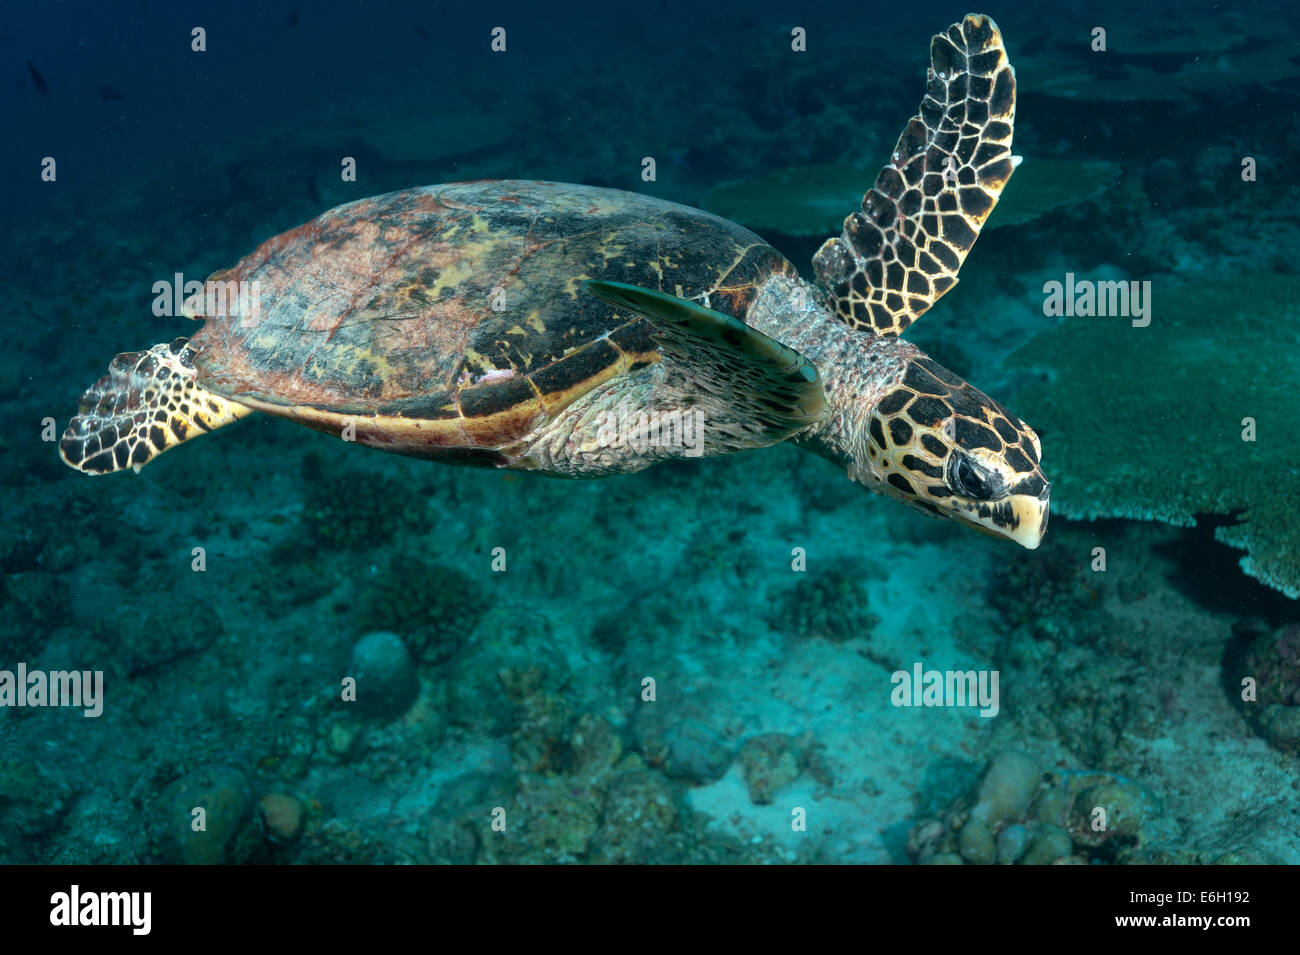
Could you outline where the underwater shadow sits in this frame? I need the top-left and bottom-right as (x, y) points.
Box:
(1154, 514), (1300, 627)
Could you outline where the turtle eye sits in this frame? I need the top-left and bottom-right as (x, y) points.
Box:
(951, 452), (1004, 501)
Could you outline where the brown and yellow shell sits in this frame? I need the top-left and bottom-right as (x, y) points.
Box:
(186, 180), (796, 462)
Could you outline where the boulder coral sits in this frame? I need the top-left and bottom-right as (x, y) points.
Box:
(908, 751), (1168, 865)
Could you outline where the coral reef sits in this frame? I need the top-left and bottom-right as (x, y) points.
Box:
(1240, 623), (1300, 756)
(1015, 12), (1300, 105)
(704, 165), (874, 237)
(8, 3), (1300, 870)
(258, 791), (305, 845)
(360, 555), (485, 665)
(0, 755), (71, 862)
(1007, 272), (1300, 597)
(773, 568), (880, 643)
(110, 604), (225, 679)
(587, 765), (681, 863)
(0, 572), (68, 660)
(907, 751), (1171, 865)
(298, 462), (417, 551)
(990, 159), (1121, 229)
(701, 158), (1121, 239)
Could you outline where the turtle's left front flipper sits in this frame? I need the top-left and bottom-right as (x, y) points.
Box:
(584, 280), (828, 447)
(815, 13), (1018, 337)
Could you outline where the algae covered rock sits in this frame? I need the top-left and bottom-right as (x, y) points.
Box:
(114, 603), (224, 678)
(299, 466), (413, 551)
(738, 733), (801, 805)
(3, 572), (69, 630)
(1240, 623), (1300, 756)
(565, 713), (623, 785)
(589, 768), (680, 864)
(348, 631), (418, 720)
(632, 713), (731, 785)
(1256, 705), (1300, 757)
(995, 823), (1029, 864)
(258, 792), (305, 845)
(446, 608), (566, 732)
(660, 721), (732, 784)
(0, 572), (69, 660)
(499, 664), (574, 774)
(1019, 824), (1073, 865)
(1064, 779), (1153, 850)
(957, 818), (996, 865)
(158, 764), (254, 865)
(425, 772), (502, 865)
(492, 776), (600, 863)
(1244, 624), (1300, 706)
(0, 757), (71, 860)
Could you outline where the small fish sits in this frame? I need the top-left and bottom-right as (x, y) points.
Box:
(287, 10), (299, 28)
(98, 84), (124, 102)
(411, 24), (431, 41)
(25, 59), (49, 98)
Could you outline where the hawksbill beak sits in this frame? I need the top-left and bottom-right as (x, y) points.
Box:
(1005, 486), (1051, 550)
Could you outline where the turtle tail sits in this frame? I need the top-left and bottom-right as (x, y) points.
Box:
(59, 338), (253, 475)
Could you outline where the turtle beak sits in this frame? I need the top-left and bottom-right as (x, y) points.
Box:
(1006, 484), (1051, 549)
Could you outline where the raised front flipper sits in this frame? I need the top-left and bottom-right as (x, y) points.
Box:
(814, 13), (1018, 336)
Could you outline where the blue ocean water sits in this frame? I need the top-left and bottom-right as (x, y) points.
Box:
(2, 0), (1298, 864)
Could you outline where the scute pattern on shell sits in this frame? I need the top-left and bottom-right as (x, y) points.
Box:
(187, 181), (796, 450)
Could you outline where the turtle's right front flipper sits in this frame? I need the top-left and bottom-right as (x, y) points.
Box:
(815, 13), (1018, 337)
(60, 338), (253, 474)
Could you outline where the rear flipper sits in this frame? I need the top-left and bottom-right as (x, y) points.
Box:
(60, 338), (253, 474)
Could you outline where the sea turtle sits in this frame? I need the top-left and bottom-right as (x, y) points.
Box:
(60, 14), (1050, 547)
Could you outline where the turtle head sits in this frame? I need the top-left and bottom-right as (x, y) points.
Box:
(865, 355), (1050, 548)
